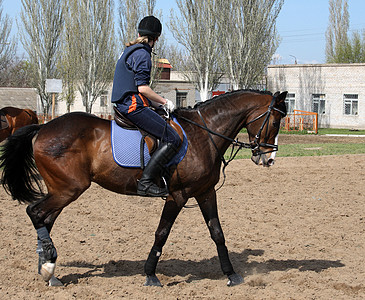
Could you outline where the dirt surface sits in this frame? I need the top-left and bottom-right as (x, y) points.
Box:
(0, 135), (365, 299)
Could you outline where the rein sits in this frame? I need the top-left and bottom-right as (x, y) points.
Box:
(179, 112), (250, 192)
(177, 94), (286, 191)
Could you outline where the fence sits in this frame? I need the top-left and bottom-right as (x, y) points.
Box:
(281, 110), (318, 134)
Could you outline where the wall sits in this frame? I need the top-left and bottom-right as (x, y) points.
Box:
(0, 87), (39, 111)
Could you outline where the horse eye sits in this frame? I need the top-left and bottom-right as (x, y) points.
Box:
(273, 121), (280, 129)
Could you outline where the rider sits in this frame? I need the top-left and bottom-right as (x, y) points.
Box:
(111, 16), (181, 197)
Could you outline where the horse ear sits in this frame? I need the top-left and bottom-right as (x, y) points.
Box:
(276, 91), (288, 103)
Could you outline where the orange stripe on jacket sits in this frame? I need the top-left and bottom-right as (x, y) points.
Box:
(139, 93), (149, 107)
(128, 95), (137, 113)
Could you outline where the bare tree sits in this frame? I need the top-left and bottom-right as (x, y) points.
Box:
(164, 44), (192, 72)
(118, 0), (141, 48)
(19, 0), (64, 116)
(144, 0), (156, 15)
(0, 0), (16, 75)
(218, 0), (283, 90)
(0, 57), (33, 87)
(59, 2), (78, 113)
(68, 0), (116, 113)
(325, 0), (350, 63)
(170, 0), (222, 101)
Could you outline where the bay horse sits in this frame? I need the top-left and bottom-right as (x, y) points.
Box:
(0, 106), (38, 142)
(0, 90), (287, 287)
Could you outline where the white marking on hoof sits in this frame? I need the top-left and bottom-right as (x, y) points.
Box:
(48, 275), (63, 287)
(41, 262), (56, 282)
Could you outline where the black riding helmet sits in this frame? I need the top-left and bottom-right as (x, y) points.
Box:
(138, 16), (162, 38)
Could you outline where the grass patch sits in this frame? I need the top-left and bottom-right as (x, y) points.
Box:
(318, 128), (365, 135)
(233, 127), (365, 159)
(277, 130), (310, 135)
(225, 143), (365, 159)
(277, 143), (365, 157)
(279, 128), (365, 135)
(241, 128), (365, 135)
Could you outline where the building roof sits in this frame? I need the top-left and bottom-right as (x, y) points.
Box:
(157, 58), (172, 69)
(0, 87), (38, 111)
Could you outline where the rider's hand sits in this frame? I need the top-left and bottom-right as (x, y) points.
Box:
(163, 99), (175, 112)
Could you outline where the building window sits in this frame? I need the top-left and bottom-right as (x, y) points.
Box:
(312, 94), (326, 114)
(100, 91), (108, 107)
(176, 91), (187, 108)
(344, 94), (358, 115)
(285, 93), (295, 114)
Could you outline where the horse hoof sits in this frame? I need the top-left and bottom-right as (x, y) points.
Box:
(144, 275), (162, 287)
(48, 276), (63, 287)
(40, 262), (56, 282)
(227, 273), (244, 286)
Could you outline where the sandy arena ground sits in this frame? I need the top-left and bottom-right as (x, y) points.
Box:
(0, 135), (364, 299)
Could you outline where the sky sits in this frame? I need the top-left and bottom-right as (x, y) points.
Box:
(2, 0), (365, 64)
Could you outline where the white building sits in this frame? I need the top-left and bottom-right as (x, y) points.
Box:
(267, 63), (365, 129)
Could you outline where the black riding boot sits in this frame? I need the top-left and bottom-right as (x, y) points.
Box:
(137, 142), (178, 197)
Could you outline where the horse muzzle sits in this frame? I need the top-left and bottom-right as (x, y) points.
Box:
(251, 151), (276, 167)
(250, 135), (279, 167)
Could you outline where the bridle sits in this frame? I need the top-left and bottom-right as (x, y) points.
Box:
(179, 94), (286, 160)
(246, 94), (287, 156)
(177, 94), (286, 189)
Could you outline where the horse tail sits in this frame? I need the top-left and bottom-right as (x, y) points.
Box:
(0, 124), (44, 204)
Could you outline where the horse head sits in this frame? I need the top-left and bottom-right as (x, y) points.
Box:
(245, 91), (287, 167)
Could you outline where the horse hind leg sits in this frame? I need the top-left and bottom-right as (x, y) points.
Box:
(26, 196), (63, 285)
(26, 185), (88, 286)
(36, 228), (59, 284)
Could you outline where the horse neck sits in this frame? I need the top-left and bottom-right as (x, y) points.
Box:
(198, 93), (259, 140)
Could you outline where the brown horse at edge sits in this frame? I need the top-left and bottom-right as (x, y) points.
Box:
(0, 106), (38, 142)
(0, 90), (287, 287)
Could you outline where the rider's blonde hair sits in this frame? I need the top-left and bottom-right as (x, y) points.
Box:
(126, 36), (154, 47)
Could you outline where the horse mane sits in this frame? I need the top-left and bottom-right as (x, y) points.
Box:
(174, 89), (273, 115)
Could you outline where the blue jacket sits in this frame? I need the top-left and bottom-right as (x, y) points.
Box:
(111, 44), (152, 111)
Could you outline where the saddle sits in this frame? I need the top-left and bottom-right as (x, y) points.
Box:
(0, 111), (9, 130)
(113, 106), (184, 156)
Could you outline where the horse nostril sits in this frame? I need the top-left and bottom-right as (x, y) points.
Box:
(267, 158), (275, 166)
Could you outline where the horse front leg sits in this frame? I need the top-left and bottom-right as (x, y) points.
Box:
(144, 194), (186, 287)
(196, 188), (243, 286)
